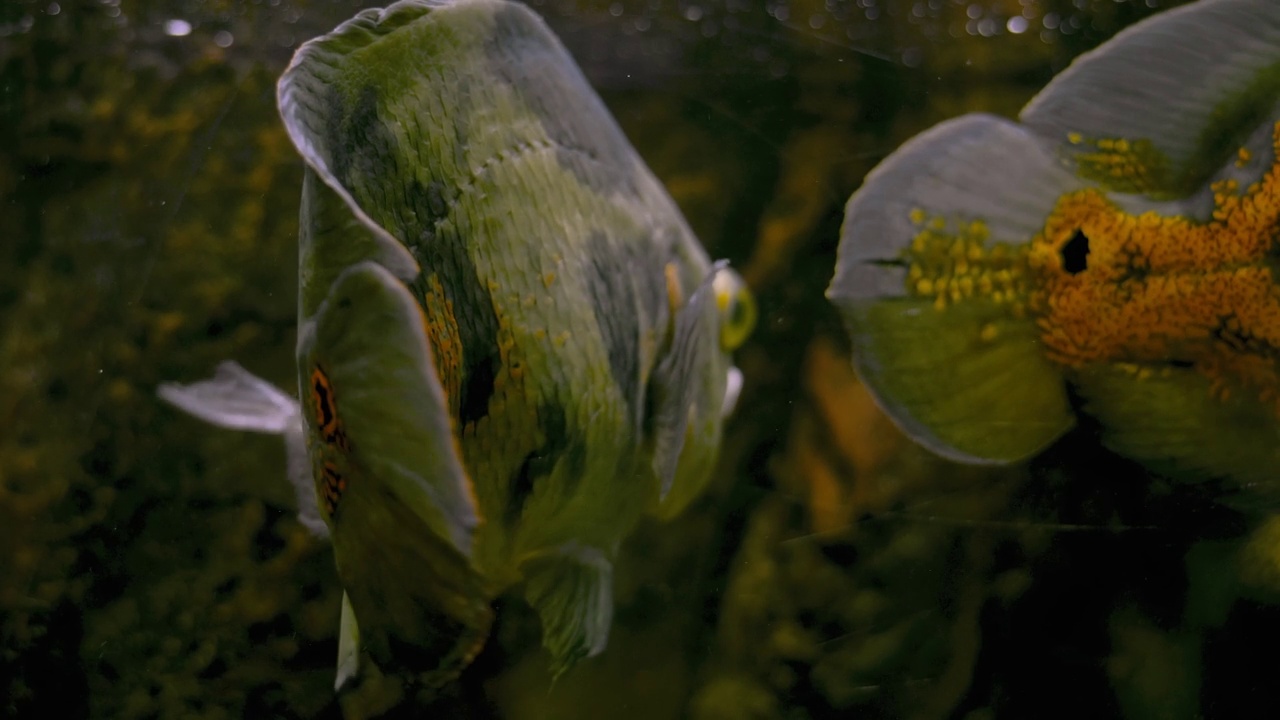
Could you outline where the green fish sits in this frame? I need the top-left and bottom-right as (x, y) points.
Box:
(159, 0), (754, 691)
(827, 0), (1280, 488)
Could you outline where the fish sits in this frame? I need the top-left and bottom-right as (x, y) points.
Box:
(158, 0), (754, 691)
(826, 0), (1280, 489)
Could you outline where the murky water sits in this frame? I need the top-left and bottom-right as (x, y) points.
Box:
(13, 1), (1280, 718)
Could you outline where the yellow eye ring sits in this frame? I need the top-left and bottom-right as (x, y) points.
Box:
(713, 267), (756, 351)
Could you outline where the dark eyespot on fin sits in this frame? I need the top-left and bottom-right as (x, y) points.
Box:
(1062, 228), (1090, 275)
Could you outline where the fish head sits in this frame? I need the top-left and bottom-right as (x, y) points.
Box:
(828, 0), (1280, 485)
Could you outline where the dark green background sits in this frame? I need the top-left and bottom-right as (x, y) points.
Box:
(13, 1), (1277, 718)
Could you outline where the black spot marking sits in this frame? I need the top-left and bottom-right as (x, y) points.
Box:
(1264, 232), (1280, 276)
(503, 405), (586, 525)
(460, 352), (498, 427)
(401, 176), (501, 435)
(1062, 229), (1090, 275)
(507, 453), (538, 526)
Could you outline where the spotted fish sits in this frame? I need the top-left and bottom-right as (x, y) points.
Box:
(159, 0), (754, 691)
(827, 0), (1280, 488)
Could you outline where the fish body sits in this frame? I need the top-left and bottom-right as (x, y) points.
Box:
(161, 0), (753, 690)
(827, 0), (1280, 487)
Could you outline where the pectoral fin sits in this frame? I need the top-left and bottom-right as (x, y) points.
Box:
(157, 361), (328, 538)
(521, 543), (613, 679)
(649, 263), (723, 500)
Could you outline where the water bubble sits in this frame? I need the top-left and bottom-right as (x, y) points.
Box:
(1006, 15), (1028, 34)
(164, 18), (192, 37)
(213, 30), (233, 47)
(46, 2), (60, 16)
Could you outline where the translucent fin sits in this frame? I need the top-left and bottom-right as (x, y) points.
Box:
(828, 115), (1078, 463)
(335, 591), (361, 692)
(157, 362), (329, 538)
(649, 263), (723, 500)
(1072, 364), (1280, 494)
(1020, 0), (1280, 197)
(521, 543), (613, 679)
(301, 260), (492, 678)
(157, 361), (298, 434)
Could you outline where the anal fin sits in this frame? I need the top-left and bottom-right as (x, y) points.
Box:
(521, 543), (614, 679)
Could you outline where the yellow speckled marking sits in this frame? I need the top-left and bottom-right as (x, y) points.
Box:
(901, 211), (1030, 317)
(899, 122), (1280, 414)
(1029, 121), (1280, 407)
(1072, 135), (1170, 195)
(422, 273), (463, 410)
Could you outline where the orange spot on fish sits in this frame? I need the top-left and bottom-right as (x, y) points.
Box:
(1032, 123), (1280, 411)
(321, 461), (346, 517)
(310, 366), (341, 442)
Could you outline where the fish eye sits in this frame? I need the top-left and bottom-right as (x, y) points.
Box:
(1061, 228), (1090, 275)
(713, 267), (756, 351)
